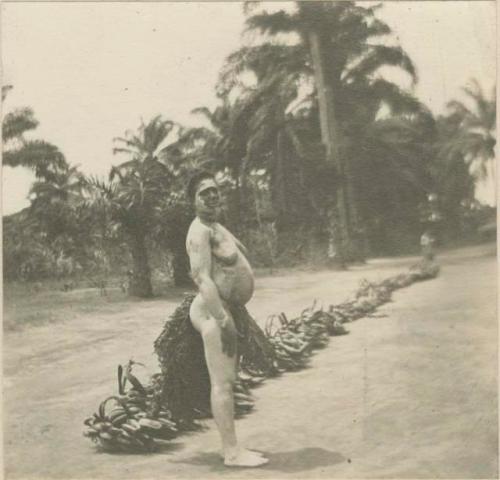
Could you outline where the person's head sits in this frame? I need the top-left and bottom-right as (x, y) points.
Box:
(187, 170), (220, 222)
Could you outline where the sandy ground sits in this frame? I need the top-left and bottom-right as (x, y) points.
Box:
(3, 244), (497, 479)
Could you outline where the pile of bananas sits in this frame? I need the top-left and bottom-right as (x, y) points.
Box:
(409, 259), (440, 280)
(83, 362), (180, 452)
(238, 369), (267, 388)
(263, 302), (350, 371)
(233, 380), (255, 416)
(83, 361), (263, 451)
(83, 393), (178, 452)
(265, 314), (310, 371)
(300, 308), (347, 343)
(257, 259), (439, 374)
(84, 260), (439, 453)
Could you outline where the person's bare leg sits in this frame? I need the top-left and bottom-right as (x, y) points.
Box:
(191, 296), (268, 467)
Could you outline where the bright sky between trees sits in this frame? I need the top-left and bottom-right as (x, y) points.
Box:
(2, 1), (496, 215)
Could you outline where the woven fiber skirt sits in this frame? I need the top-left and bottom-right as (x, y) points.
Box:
(152, 294), (276, 422)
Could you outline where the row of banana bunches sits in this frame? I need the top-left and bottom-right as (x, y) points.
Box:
(83, 259), (439, 453)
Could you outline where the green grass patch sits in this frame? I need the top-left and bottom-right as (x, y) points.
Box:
(3, 278), (196, 332)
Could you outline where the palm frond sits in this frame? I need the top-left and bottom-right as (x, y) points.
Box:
(191, 107), (214, 121)
(1, 84), (13, 101)
(245, 10), (299, 35)
(462, 79), (487, 111)
(344, 45), (417, 85)
(368, 79), (426, 115)
(2, 107), (39, 142)
(3, 140), (68, 176)
(446, 100), (474, 119)
(112, 147), (137, 156)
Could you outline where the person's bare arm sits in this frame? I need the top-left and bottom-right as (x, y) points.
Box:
(187, 224), (237, 356)
(188, 225), (225, 319)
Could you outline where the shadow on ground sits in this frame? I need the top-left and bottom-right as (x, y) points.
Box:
(173, 447), (345, 473)
(93, 441), (186, 457)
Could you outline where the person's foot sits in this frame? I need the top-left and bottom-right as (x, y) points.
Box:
(224, 448), (269, 467)
(219, 447), (265, 458)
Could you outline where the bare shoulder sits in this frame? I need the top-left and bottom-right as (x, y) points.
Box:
(186, 218), (213, 251)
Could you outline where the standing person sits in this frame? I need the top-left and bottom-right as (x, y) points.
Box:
(420, 229), (436, 261)
(185, 170), (269, 467)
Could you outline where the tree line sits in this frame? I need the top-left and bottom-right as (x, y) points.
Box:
(3, 2), (496, 297)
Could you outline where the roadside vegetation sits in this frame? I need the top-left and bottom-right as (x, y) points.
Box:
(3, 2), (496, 327)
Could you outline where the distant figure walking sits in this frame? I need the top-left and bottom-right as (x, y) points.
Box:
(420, 230), (436, 261)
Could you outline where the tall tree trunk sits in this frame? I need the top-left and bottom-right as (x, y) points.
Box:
(345, 173), (366, 262)
(238, 155), (251, 242)
(235, 173), (244, 237)
(272, 130), (288, 229)
(228, 165), (245, 240)
(128, 231), (153, 298)
(307, 28), (351, 268)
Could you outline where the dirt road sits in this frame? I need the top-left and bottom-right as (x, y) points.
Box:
(3, 244), (497, 479)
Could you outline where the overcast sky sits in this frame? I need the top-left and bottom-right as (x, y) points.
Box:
(2, 1), (496, 215)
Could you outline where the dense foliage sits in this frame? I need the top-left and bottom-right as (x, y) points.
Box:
(2, 2), (496, 293)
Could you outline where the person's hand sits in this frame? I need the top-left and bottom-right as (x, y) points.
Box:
(218, 314), (237, 358)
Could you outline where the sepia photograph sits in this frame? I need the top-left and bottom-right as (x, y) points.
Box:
(1, 1), (497, 478)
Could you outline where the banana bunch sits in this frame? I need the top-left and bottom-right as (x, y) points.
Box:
(315, 311), (349, 336)
(355, 280), (391, 306)
(336, 298), (374, 321)
(352, 297), (378, 316)
(409, 259), (440, 280)
(328, 305), (350, 324)
(83, 362), (180, 453)
(355, 279), (376, 299)
(298, 310), (330, 350)
(385, 262), (438, 290)
(264, 314), (283, 338)
(372, 285), (392, 304)
(264, 313), (313, 371)
(394, 273), (414, 288)
(270, 334), (310, 371)
(238, 369), (266, 388)
(84, 396), (157, 452)
(233, 380), (254, 415)
(83, 391), (179, 452)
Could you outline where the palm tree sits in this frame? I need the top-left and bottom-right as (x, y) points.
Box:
(431, 83), (494, 239)
(2, 87), (67, 178)
(223, 1), (424, 260)
(443, 79), (496, 181)
(112, 115), (176, 167)
(29, 165), (84, 207)
(218, 43), (324, 252)
(163, 102), (239, 177)
(169, 98), (261, 238)
(104, 115), (177, 297)
(27, 164), (87, 260)
(3, 208), (56, 281)
(190, 102), (251, 177)
(430, 115), (475, 239)
(355, 112), (437, 253)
